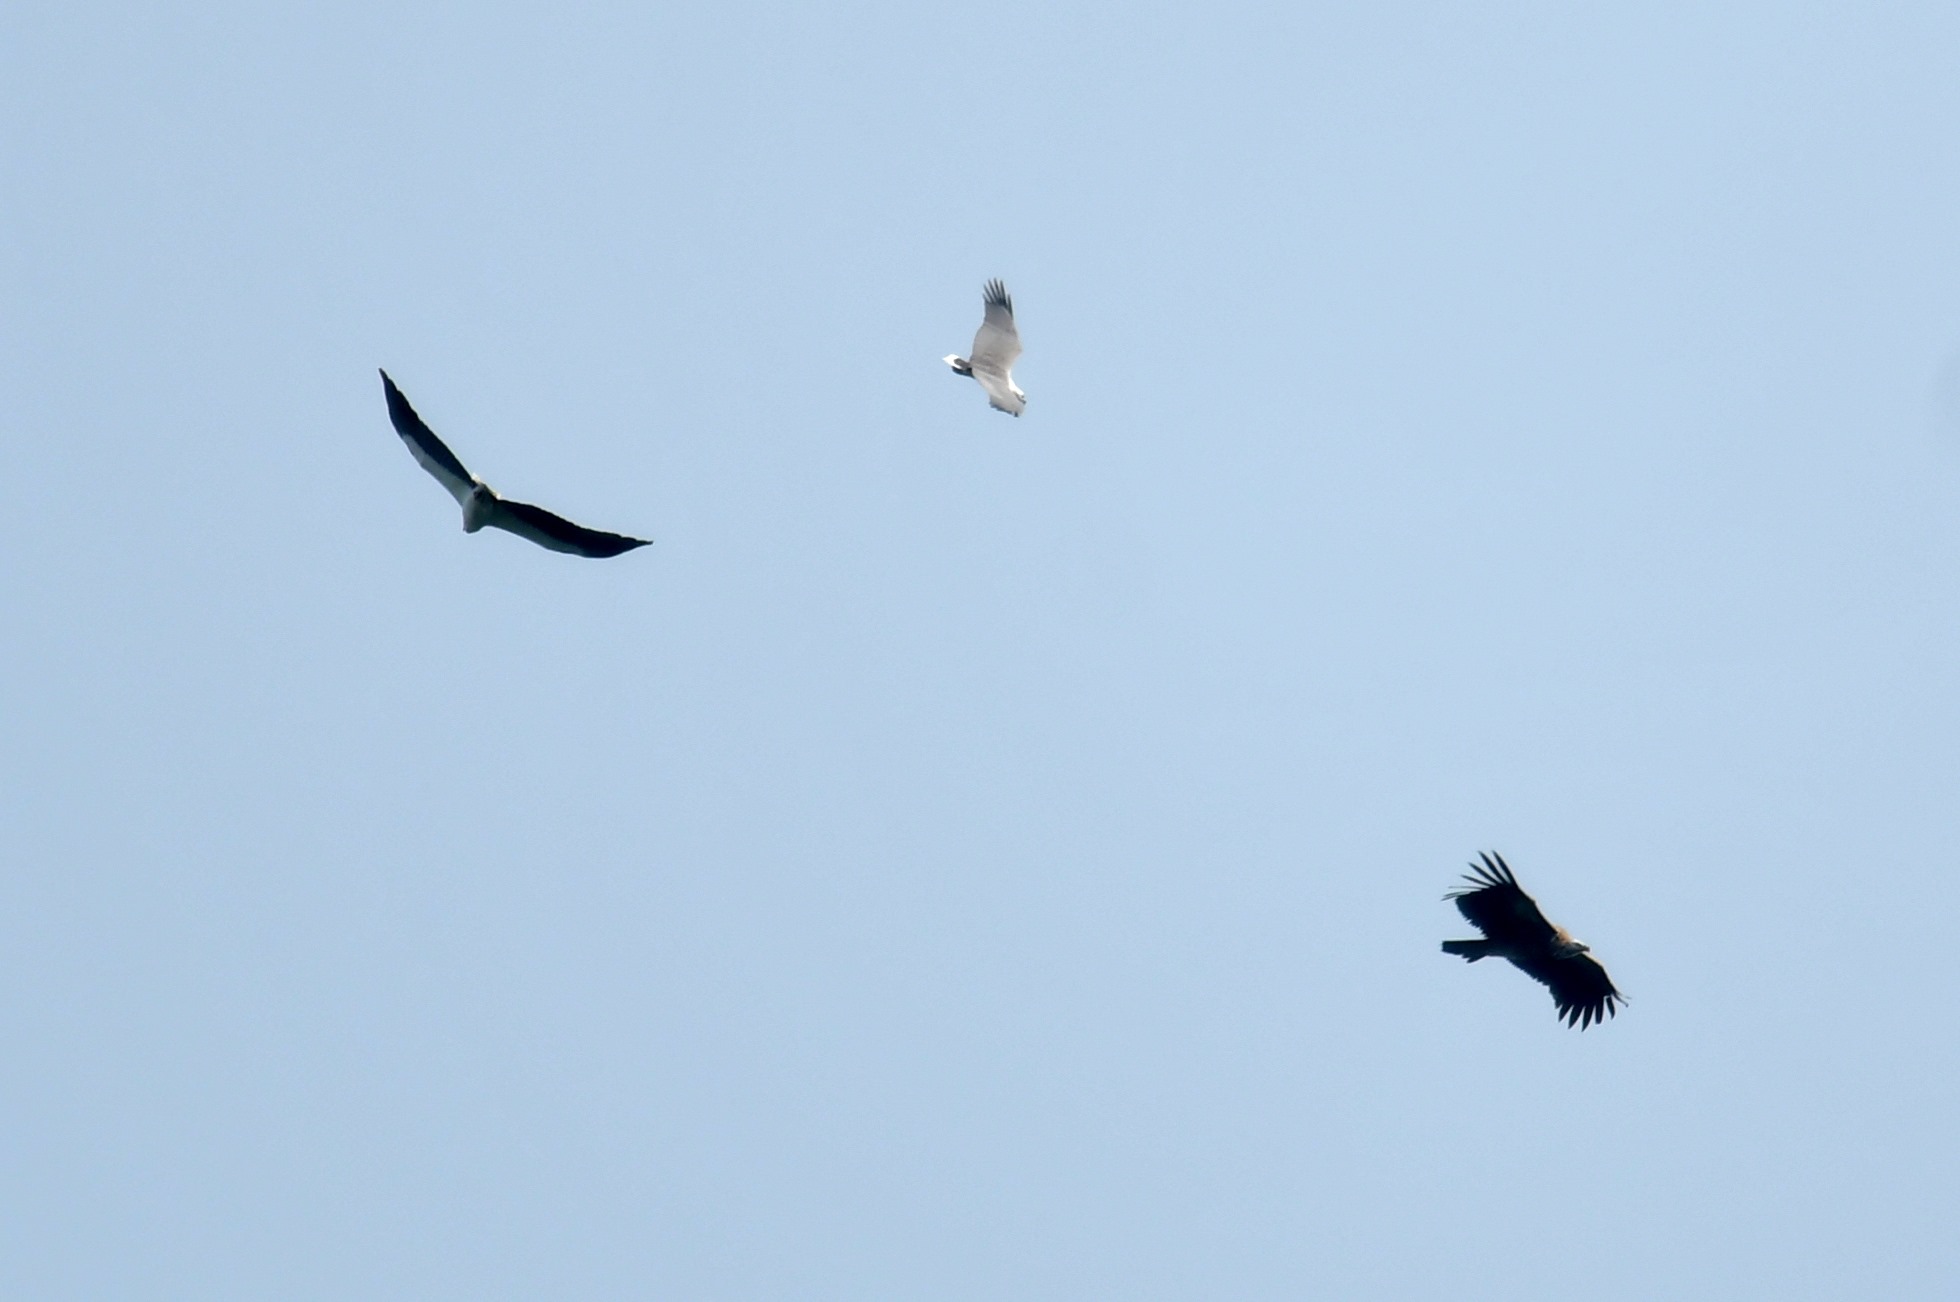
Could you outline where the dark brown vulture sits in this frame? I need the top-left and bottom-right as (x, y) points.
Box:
(1442, 852), (1624, 1029)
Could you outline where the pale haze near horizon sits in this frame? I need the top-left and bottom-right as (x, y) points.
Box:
(5, 4), (1960, 1298)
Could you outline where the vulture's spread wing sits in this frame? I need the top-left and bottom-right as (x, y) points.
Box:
(1510, 949), (1624, 1029)
(487, 498), (651, 558)
(969, 279), (1021, 374)
(380, 370), (475, 507)
(1447, 852), (1559, 948)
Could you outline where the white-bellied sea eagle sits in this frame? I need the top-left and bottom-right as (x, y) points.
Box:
(380, 370), (651, 558)
(943, 279), (1026, 416)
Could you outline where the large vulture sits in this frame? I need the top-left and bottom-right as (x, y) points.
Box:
(380, 370), (651, 558)
(1442, 852), (1624, 1029)
(942, 279), (1027, 416)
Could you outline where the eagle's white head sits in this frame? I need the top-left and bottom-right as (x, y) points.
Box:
(462, 481), (498, 533)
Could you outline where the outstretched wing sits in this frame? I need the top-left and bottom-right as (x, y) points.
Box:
(1445, 852), (1559, 948)
(969, 279), (1021, 374)
(1510, 949), (1625, 1029)
(974, 372), (1025, 416)
(486, 498), (651, 559)
(380, 370), (475, 507)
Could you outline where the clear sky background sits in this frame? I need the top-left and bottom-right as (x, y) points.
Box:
(6, 3), (1960, 1298)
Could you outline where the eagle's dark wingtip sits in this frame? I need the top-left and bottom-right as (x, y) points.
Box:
(586, 535), (653, 559)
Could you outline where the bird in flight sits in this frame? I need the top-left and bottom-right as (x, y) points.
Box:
(1441, 852), (1624, 1029)
(379, 370), (651, 558)
(943, 279), (1026, 416)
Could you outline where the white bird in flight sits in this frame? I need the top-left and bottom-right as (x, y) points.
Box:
(943, 279), (1026, 416)
(379, 370), (651, 558)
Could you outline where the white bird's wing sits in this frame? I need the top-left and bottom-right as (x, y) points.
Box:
(380, 370), (475, 507)
(974, 370), (1025, 416)
(968, 279), (1021, 374)
(485, 498), (652, 558)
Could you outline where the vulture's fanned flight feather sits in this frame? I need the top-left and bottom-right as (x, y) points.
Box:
(1447, 852), (1560, 948)
(1509, 949), (1624, 1030)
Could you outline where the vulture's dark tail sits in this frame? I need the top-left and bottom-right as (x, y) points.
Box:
(1442, 940), (1497, 962)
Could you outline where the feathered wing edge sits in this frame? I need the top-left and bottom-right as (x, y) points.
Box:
(489, 498), (651, 558)
(1444, 850), (1520, 901)
(975, 372), (1026, 416)
(982, 278), (1013, 319)
(1521, 951), (1626, 1030)
(1444, 851), (1558, 946)
(970, 279), (1022, 372)
(1447, 937), (1628, 1030)
(380, 370), (476, 508)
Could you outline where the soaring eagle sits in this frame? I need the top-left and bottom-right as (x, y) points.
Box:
(943, 279), (1026, 416)
(1442, 852), (1624, 1029)
(380, 370), (651, 558)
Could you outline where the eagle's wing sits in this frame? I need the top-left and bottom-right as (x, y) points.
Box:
(968, 279), (1022, 374)
(1445, 852), (1560, 947)
(486, 498), (651, 559)
(1511, 949), (1625, 1030)
(380, 370), (475, 508)
(974, 371), (1025, 416)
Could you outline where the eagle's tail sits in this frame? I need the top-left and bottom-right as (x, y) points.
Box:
(1442, 940), (1498, 962)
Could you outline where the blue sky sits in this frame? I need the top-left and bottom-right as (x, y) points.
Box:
(6, 3), (1960, 1297)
